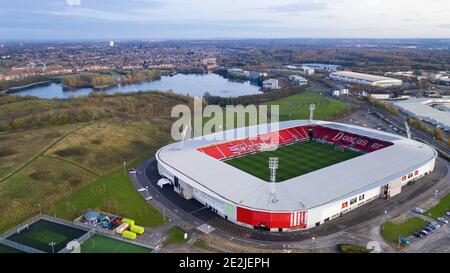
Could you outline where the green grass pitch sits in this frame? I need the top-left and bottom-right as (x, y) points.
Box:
(80, 235), (152, 253)
(224, 141), (361, 182)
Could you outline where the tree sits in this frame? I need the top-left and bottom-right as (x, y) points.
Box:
(433, 128), (444, 141)
(406, 116), (414, 125)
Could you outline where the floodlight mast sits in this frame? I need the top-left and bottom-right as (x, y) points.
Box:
(269, 157), (279, 203)
(309, 104), (316, 121)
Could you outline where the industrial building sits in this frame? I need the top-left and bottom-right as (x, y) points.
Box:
(288, 75), (308, 86)
(395, 97), (450, 131)
(156, 120), (436, 231)
(329, 71), (403, 87)
(301, 63), (341, 72)
(262, 79), (280, 90)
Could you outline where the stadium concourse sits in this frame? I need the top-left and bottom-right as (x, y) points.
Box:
(156, 120), (437, 232)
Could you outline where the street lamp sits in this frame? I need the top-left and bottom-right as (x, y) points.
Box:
(123, 161), (127, 176)
(38, 203), (41, 215)
(311, 237), (316, 253)
(49, 242), (56, 253)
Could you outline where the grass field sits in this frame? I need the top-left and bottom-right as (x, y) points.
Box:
(381, 217), (429, 244)
(52, 162), (166, 228)
(163, 227), (188, 246)
(225, 141), (360, 182)
(264, 90), (349, 121)
(7, 220), (86, 253)
(80, 235), (152, 253)
(426, 193), (450, 218)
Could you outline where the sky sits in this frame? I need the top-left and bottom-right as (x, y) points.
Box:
(0, 0), (449, 40)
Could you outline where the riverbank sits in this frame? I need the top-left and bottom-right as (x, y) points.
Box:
(3, 80), (55, 94)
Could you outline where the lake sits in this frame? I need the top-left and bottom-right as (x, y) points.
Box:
(9, 73), (262, 99)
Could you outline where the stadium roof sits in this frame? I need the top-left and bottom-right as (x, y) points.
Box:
(394, 97), (450, 129)
(156, 120), (436, 212)
(331, 71), (402, 83)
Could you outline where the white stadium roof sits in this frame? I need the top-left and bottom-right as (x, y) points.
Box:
(156, 120), (436, 212)
(394, 97), (450, 129)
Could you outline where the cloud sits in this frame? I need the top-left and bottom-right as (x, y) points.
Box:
(260, 0), (328, 13)
(66, 0), (81, 6)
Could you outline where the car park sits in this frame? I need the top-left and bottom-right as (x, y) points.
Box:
(437, 217), (448, 224)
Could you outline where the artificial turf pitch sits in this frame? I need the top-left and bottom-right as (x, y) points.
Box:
(6, 219), (86, 253)
(225, 141), (361, 182)
(81, 235), (152, 253)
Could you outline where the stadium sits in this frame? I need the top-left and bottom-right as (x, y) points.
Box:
(156, 120), (437, 232)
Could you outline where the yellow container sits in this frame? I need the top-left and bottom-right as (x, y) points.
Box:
(122, 230), (137, 240)
(121, 218), (135, 227)
(130, 225), (145, 235)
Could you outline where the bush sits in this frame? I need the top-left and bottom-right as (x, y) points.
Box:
(0, 148), (16, 158)
(54, 146), (90, 157)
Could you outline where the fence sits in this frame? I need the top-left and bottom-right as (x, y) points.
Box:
(0, 238), (44, 253)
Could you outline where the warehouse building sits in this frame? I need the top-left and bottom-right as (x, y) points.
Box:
(330, 71), (403, 88)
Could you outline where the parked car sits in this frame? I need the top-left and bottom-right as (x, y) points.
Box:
(446, 212), (450, 216)
(424, 226), (433, 233)
(430, 222), (441, 229)
(412, 207), (425, 214)
(427, 225), (436, 230)
(400, 237), (410, 245)
(128, 168), (137, 174)
(437, 217), (448, 224)
(413, 232), (422, 238)
(419, 230), (428, 236)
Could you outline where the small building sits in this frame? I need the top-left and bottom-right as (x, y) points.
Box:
(227, 68), (249, 78)
(263, 79), (280, 90)
(370, 93), (391, 100)
(249, 71), (268, 80)
(288, 75), (308, 86)
(299, 66), (315, 75)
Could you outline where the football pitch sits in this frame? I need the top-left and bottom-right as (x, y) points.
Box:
(6, 219), (86, 253)
(81, 235), (152, 253)
(225, 141), (361, 182)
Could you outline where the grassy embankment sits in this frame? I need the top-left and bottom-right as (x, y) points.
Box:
(426, 193), (450, 218)
(0, 92), (190, 232)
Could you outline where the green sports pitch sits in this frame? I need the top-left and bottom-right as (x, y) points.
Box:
(80, 235), (152, 253)
(224, 141), (361, 182)
(6, 219), (86, 253)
